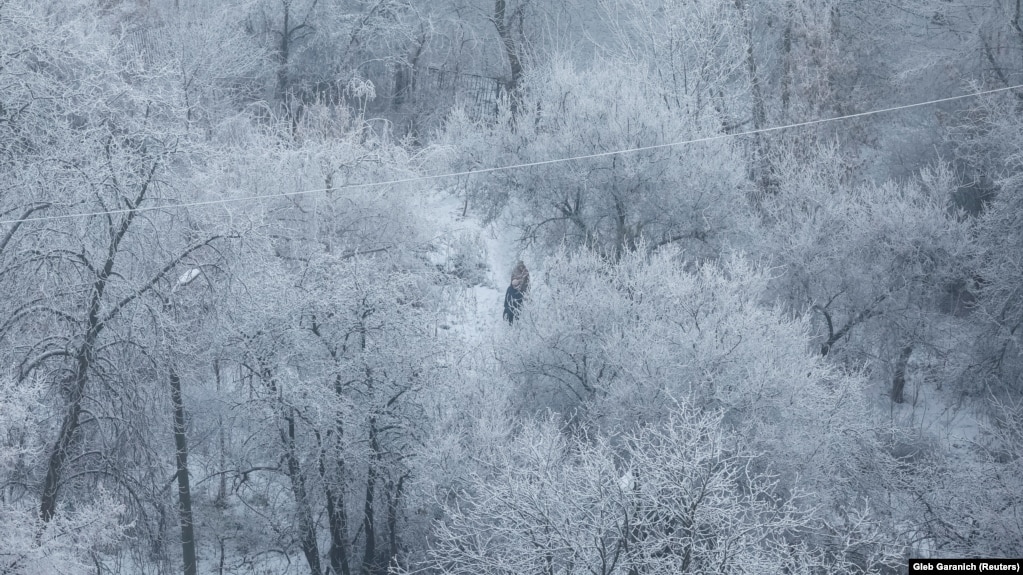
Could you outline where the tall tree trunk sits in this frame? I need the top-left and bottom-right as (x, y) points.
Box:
(318, 425), (351, 575)
(393, 29), (426, 111)
(250, 356), (321, 575)
(614, 197), (629, 263)
(170, 366), (198, 575)
(276, 0), (292, 104)
(781, 0), (794, 121)
(308, 322), (354, 575)
(891, 345), (913, 404)
(493, 0), (523, 103)
(361, 418), (379, 575)
(40, 294), (107, 523)
(734, 0), (770, 200)
(282, 410), (322, 575)
(40, 386), (84, 523)
(215, 362), (227, 508)
(385, 475), (405, 570)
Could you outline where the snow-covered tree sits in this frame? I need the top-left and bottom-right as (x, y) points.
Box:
(0, 373), (127, 575)
(756, 150), (975, 401)
(440, 59), (751, 260)
(417, 404), (900, 575)
(493, 247), (893, 536)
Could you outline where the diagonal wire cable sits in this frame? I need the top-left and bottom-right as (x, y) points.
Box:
(3, 83), (1021, 226)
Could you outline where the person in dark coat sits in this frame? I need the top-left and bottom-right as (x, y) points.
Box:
(503, 284), (523, 324)
(503, 260), (529, 324)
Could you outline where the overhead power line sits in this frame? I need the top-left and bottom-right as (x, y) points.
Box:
(3, 83), (1022, 226)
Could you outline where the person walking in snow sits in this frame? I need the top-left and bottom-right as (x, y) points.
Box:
(503, 260), (530, 324)
(510, 260), (530, 293)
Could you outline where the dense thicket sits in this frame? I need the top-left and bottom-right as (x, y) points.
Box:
(1, 0), (1021, 573)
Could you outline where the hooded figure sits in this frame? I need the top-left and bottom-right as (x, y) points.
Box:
(510, 260), (530, 293)
(503, 260), (530, 324)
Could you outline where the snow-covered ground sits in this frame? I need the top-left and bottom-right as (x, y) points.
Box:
(415, 187), (523, 349)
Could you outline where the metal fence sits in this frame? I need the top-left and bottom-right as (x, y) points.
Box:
(413, 66), (503, 121)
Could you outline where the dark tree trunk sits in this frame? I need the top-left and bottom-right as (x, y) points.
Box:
(319, 426), (351, 575)
(781, 0), (793, 120)
(385, 475), (405, 570)
(891, 345), (913, 404)
(361, 418), (379, 575)
(214, 362), (227, 508)
(282, 411), (322, 575)
(251, 356), (321, 575)
(493, 0), (523, 101)
(170, 367), (198, 575)
(276, 1), (292, 104)
(40, 288), (107, 522)
(392, 33), (425, 111)
(40, 390), (84, 523)
(734, 0), (770, 200)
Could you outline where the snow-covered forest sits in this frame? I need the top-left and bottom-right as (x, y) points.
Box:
(1, 0), (1022, 573)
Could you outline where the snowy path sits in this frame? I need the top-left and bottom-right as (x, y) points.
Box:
(413, 188), (520, 350)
